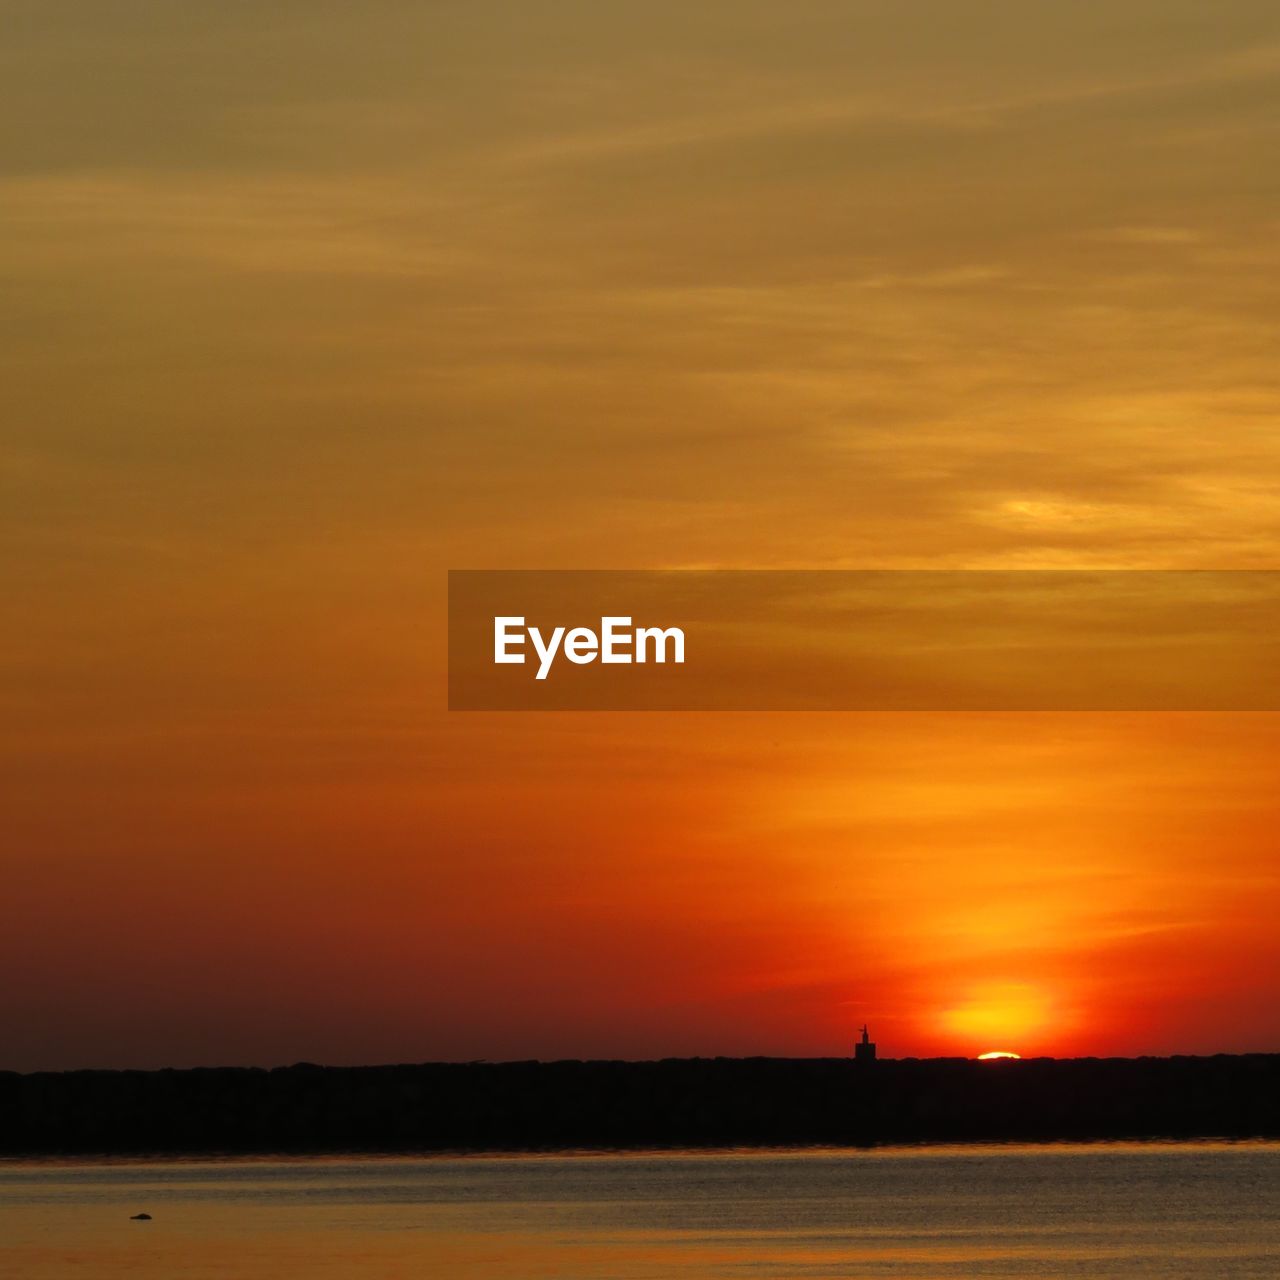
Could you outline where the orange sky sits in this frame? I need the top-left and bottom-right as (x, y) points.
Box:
(3, 2), (1280, 1069)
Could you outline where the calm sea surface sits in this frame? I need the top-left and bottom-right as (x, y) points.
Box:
(2, 1144), (1277, 1278)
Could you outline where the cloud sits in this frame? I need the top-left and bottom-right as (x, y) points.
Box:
(4, 0), (1280, 1066)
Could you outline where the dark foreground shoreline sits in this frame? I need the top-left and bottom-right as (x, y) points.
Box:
(4, 1055), (1279, 1156)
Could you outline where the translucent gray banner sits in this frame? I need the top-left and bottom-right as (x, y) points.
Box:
(448, 571), (1280, 711)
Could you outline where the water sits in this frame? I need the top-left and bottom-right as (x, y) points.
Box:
(2, 1144), (1278, 1278)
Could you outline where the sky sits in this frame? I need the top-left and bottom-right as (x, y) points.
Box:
(3, 1), (1280, 1070)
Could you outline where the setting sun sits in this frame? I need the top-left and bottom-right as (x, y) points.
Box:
(977, 1051), (1022, 1061)
(942, 982), (1055, 1053)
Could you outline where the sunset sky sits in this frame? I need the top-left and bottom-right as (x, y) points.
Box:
(3, 1), (1280, 1070)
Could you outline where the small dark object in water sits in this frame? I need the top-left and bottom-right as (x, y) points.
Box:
(130, 1213), (152, 1221)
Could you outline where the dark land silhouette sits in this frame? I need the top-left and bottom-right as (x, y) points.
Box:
(4, 1055), (1280, 1155)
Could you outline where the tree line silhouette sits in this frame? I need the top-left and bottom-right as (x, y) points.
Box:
(3, 1055), (1278, 1154)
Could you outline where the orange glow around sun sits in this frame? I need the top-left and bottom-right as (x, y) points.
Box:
(941, 982), (1055, 1055)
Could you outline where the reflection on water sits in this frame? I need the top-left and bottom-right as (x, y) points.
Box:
(2, 1143), (1278, 1278)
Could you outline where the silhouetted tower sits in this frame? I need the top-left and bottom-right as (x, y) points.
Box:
(855, 1024), (877, 1063)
